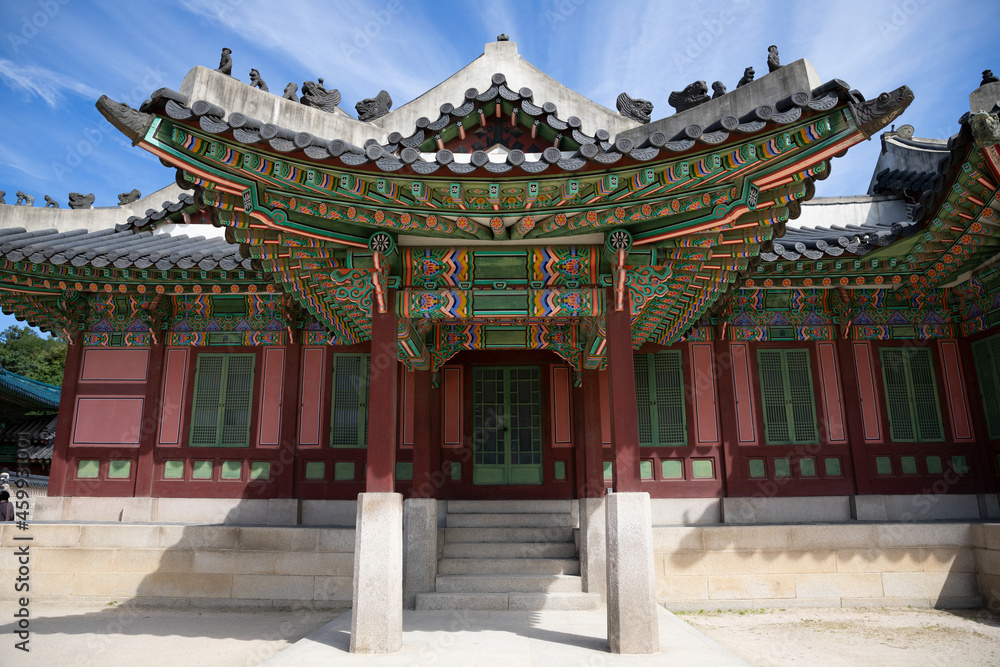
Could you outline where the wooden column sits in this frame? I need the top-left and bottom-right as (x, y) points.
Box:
(713, 339), (743, 497)
(411, 369), (434, 497)
(366, 289), (399, 493)
(606, 286), (640, 492)
(47, 340), (83, 497)
(836, 338), (871, 494)
(133, 341), (166, 497)
(579, 368), (605, 497)
(275, 342), (301, 498)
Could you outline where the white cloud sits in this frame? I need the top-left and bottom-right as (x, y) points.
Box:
(0, 59), (102, 107)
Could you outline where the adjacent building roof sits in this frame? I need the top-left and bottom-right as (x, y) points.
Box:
(0, 415), (57, 447)
(0, 222), (250, 272)
(0, 366), (60, 411)
(761, 216), (919, 262)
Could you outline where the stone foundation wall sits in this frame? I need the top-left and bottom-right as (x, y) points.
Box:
(655, 524), (984, 610)
(0, 524), (355, 608)
(4, 520), (997, 610)
(975, 524), (1000, 611)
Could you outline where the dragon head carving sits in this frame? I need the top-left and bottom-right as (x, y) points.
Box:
(849, 85), (914, 139)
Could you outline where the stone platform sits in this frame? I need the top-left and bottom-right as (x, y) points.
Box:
(262, 608), (747, 665)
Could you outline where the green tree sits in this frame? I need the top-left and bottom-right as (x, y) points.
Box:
(0, 326), (67, 385)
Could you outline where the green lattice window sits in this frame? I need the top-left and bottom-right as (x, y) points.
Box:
(330, 353), (370, 448)
(189, 353), (255, 447)
(633, 351), (687, 447)
(972, 334), (1000, 438)
(757, 349), (818, 445)
(879, 347), (943, 442)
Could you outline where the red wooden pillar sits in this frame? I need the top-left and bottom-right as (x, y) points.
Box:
(411, 369), (434, 498)
(366, 289), (399, 492)
(713, 338), (743, 497)
(275, 341), (301, 498)
(133, 342), (166, 497)
(836, 338), (871, 494)
(605, 286), (640, 492)
(578, 368), (605, 497)
(48, 340), (83, 497)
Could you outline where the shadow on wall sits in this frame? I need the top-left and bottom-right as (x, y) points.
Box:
(0, 496), (362, 663)
(655, 521), (988, 613)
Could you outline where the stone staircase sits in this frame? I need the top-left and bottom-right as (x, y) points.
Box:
(415, 500), (603, 611)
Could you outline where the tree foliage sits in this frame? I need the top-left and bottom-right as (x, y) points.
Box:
(0, 326), (67, 386)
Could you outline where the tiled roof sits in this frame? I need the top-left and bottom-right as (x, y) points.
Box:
(141, 79), (846, 175)
(0, 415), (57, 447)
(871, 168), (941, 195)
(119, 192), (197, 231)
(0, 225), (251, 272)
(0, 367), (60, 411)
(760, 218), (919, 262)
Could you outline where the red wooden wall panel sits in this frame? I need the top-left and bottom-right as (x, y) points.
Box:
(598, 369), (611, 445)
(298, 347), (325, 447)
(257, 347), (285, 447)
(817, 342), (846, 443)
(730, 342), (757, 444)
(852, 342), (883, 442)
(551, 365), (572, 447)
(691, 343), (720, 445)
(442, 366), (462, 447)
(158, 348), (188, 446)
(939, 340), (973, 441)
(72, 397), (144, 445)
(80, 347), (150, 382)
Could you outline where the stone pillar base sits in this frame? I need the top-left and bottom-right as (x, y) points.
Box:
(403, 497), (438, 609)
(579, 497), (606, 600)
(351, 492), (403, 654)
(605, 492), (658, 654)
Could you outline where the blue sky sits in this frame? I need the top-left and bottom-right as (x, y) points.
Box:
(0, 0), (997, 333)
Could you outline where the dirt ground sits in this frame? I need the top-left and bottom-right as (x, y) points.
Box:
(681, 606), (1000, 667)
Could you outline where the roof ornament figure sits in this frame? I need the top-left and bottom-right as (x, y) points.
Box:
(118, 189), (141, 205)
(356, 90), (392, 122)
(300, 79), (341, 113)
(767, 45), (781, 72)
(896, 124), (914, 140)
(43, 195), (58, 208)
(15, 191), (33, 206)
(0, 191), (5, 205)
(848, 86), (915, 139)
(215, 48), (232, 76)
(95, 95), (154, 144)
(667, 81), (710, 113)
(497, 34), (509, 41)
(616, 92), (653, 124)
(249, 69), (268, 92)
(68, 192), (95, 209)
(982, 70), (1000, 86)
(711, 81), (727, 99)
(737, 67), (755, 88)
(282, 82), (298, 102)
(971, 111), (1000, 149)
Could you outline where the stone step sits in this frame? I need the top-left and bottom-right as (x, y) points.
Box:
(442, 541), (577, 559)
(445, 512), (574, 528)
(444, 527), (574, 544)
(447, 500), (574, 514)
(438, 558), (580, 575)
(508, 592), (603, 611)
(435, 574), (583, 594)
(415, 592), (602, 611)
(415, 593), (509, 611)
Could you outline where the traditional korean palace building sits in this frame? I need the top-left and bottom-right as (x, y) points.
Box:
(3, 39), (1000, 649)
